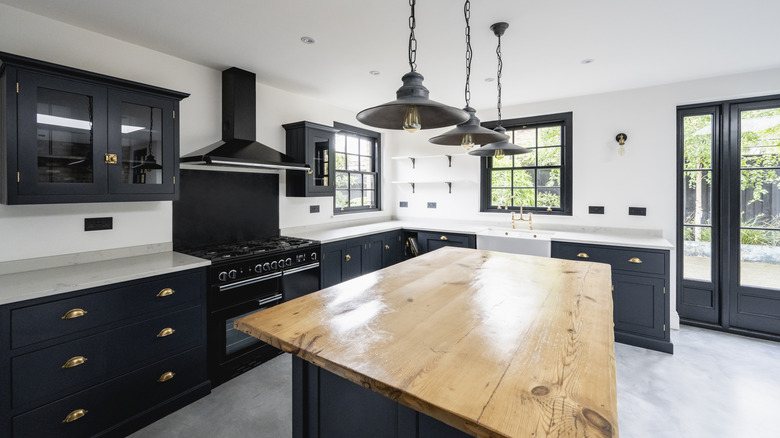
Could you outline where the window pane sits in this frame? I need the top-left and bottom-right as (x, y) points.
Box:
(683, 115), (713, 170)
(120, 104), (163, 185)
(491, 189), (511, 206)
(349, 173), (362, 189)
(537, 147), (561, 166)
(360, 138), (373, 156)
(536, 169), (560, 188)
(740, 108), (780, 169)
(335, 189), (349, 208)
(514, 149), (536, 167)
(346, 135), (359, 154)
(538, 126), (561, 147)
(512, 128), (536, 149)
(347, 154), (359, 171)
(350, 190), (363, 206)
(492, 155), (513, 168)
(740, 229), (780, 289)
(334, 134), (346, 153)
(491, 170), (511, 187)
(741, 170), (779, 227)
(36, 87), (94, 183)
(512, 169), (534, 187)
(335, 152), (346, 170)
(360, 156), (373, 172)
(683, 225), (712, 282)
(512, 188), (535, 207)
(683, 170), (712, 225)
(363, 174), (375, 190)
(335, 172), (348, 188)
(537, 188), (560, 207)
(364, 190), (375, 207)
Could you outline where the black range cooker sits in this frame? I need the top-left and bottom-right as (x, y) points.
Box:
(173, 169), (321, 386)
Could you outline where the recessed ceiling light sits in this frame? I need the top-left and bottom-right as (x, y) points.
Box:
(369, 70), (380, 76)
(485, 77), (495, 82)
(581, 58), (594, 64)
(300, 36), (315, 44)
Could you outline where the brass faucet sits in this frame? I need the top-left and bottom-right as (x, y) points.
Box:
(497, 196), (533, 230)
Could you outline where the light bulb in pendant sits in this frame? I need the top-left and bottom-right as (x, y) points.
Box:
(461, 134), (475, 150)
(495, 149), (505, 160)
(402, 105), (421, 133)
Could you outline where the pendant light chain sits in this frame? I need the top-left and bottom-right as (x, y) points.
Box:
(496, 30), (503, 126)
(464, 0), (472, 107)
(408, 0), (417, 72)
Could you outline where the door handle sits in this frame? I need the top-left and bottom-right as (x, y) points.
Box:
(345, 254), (351, 262)
(628, 257), (643, 264)
(440, 236), (448, 241)
(576, 252), (589, 259)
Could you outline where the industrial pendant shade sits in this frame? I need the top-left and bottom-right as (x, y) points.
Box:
(469, 22), (529, 158)
(429, 0), (507, 150)
(356, 0), (468, 132)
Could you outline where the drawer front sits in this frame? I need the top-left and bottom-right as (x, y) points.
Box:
(417, 231), (475, 254)
(553, 243), (665, 275)
(11, 270), (203, 349)
(12, 346), (206, 438)
(12, 305), (203, 408)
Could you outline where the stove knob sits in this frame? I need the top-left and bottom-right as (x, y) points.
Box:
(271, 261), (278, 269)
(228, 270), (237, 280)
(218, 271), (228, 282)
(311, 252), (318, 261)
(285, 258), (292, 267)
(254, 264), (262, 273)
(263, 262), (271, 272)
(278, 259), (285, 268)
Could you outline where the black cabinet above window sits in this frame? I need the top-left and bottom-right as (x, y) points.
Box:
(0, 52), (188, 204)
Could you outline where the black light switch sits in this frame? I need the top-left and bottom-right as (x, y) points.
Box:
(628, 207), (647, 216)
(399, 201), (408, 208)
(85, 217), (113, 231)
(427, 202), (437, 209)
(589, 206), (605, 214)
(309, 205), (320, 213)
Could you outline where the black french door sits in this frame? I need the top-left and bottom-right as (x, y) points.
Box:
(678, 95), (780, 338)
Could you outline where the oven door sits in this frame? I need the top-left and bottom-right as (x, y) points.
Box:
(282, 262), (321, 302)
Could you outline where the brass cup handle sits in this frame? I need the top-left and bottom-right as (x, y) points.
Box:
(576, 252), (590, 259)
(61, 308), (87, 320)
(62, 409), (87, 423)
(157, 288), (175, 297)
(440, 236), (448, 241)
(384, 245), (390, 250)
(62, 356), (88, 369)
(156, 327), (175, 338)
(345, 254), (351, 262)
(157, 371), (176, 383)
(628, 257), (643, 264)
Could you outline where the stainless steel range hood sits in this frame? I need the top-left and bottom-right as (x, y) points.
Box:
(180, 67), (310, 172)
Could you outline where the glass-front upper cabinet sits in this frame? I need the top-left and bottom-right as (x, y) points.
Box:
(284, 121), (338, 197)
(1, 51), (187, 204)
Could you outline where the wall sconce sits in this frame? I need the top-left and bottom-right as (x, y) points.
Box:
(615, 133), (627, 156)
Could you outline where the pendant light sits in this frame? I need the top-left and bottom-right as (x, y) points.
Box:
(468, 22), (529, 158)
(428, 0), (508, 150)
(356, 0), (469, 132)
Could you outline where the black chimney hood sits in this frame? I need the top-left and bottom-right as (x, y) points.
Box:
(181, 67), (310, 172)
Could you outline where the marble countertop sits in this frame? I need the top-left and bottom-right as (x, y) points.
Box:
(0, 251), (210, 306)
(283, 219), (674, 250)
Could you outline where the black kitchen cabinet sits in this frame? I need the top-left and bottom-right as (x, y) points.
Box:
(0, 51), (188, 204)
(320, 230), (407, 289)
(284, 121), (339, 197)
(415, 231), (476, 253)
(0, 268), (210, 437)
(382, 230), (405, 267)
(552, 241), (672, 353)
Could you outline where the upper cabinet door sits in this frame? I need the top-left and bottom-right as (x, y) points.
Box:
(16, 70), (108, 196)
(107, 90), (176, 195)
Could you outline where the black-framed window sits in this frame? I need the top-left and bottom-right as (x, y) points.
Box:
(333, 122), (381, 214)
(480, 112), (572, 214)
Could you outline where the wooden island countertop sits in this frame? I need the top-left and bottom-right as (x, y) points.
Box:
(236, 246), (618, 438)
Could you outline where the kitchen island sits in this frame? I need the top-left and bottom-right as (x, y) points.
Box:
(236, 247), (618, 437)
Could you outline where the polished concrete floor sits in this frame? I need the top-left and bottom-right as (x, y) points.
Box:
(130, 326), (780, 437)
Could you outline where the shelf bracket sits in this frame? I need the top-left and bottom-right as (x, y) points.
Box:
(444, 154), (452, 167)
(409, 182), (416, 193)
(445, 182), (452, 193)
(408, 157), (416, 169)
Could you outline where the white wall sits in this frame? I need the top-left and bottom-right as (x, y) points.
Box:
(0, 4), (386, 263)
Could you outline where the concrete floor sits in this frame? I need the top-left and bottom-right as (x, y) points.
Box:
(130, 326), (780, 437)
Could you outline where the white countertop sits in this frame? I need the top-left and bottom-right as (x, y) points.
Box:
(0, 251), (210, 306)
(284, 219), (674, 250)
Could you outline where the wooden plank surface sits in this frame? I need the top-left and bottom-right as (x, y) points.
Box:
(236, 247), (618, 437)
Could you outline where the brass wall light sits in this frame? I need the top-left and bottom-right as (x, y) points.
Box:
(428, 0), (508, 150)
(616, 133), (627, 156)
(356, 0), (469, 132)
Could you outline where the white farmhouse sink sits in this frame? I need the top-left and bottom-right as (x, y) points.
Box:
(476, 228), (553, 257)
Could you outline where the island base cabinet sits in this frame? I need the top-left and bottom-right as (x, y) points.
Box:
(293, 357), (471, 438)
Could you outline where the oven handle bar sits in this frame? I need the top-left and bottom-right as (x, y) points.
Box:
(257, 293), (284, 307)
(218, 272), (282, 292)
(283, 262), (320, 276)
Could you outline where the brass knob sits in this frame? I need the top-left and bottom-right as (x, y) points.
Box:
(384, 245), (390, 250)
(440, 236), (448, 241)
(345, 254), (351, 262)
(156, 327), (175, 338)
(157, 288), (175, 297)
(576, 252), (589, 259)
(157, 371), (176, 383)
(62, 409), (87, 423)
(61, 308), (87, 320)
(628, 257), (643, 264)
(62, 356), (88, 369)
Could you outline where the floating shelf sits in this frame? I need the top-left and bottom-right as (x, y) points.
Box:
(391, 153), (467, 168)
(391, 180), (460, 193)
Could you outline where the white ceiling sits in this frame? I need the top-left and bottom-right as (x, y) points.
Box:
(3, 0), (780, 113)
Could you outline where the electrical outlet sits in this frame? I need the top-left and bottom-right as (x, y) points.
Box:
(85, 217), (113, 231)
(399, 201), (408, 208)
(628, 207), (647, 216)
(589, 206), (605, 214)
(427, 202), (437, 209)
(309, 205), (320, 213)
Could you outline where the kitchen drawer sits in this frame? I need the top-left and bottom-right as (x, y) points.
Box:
(416, 231), (476, 254)
(553, 243), (666, 276)
(11, 305), (202, 409)
(12, 346), (206, 438)
(11, 270), (203, 349)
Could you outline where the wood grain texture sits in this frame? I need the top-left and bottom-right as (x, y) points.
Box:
(236, 247), (618, 437)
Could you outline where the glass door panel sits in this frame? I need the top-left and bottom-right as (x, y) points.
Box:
(682, 114), (715, 283)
